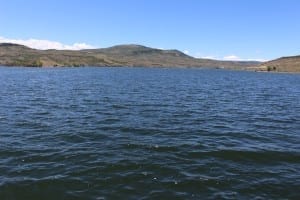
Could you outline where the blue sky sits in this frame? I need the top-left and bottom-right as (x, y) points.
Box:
(1, 0), (300, 61)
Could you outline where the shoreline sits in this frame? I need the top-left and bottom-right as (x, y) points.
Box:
(0, 65), (299, 74)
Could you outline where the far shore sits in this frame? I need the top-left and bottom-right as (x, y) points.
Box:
(1, 65), (300, 74)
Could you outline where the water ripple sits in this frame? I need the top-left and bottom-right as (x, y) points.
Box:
(0, 67), (299, 199)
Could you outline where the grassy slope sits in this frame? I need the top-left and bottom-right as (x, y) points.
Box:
(254, 56), (300, 73)
(1, 43), (260, 69)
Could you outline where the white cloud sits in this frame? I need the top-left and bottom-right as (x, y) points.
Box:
(193, 52), (217, 60)
(193, 51), (266, 62)
(223, 55), (241, 61)
(223, 55), (266, 62)
(200, 56), (217, 60)
(0, 36), (96, 50)
(183, 50), (190, 55)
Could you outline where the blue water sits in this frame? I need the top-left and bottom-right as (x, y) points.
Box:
(0, 67), (299, 199)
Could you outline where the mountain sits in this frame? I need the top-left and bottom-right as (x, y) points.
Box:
(0, 43), (260, 69)
(253, 55), (300, 73)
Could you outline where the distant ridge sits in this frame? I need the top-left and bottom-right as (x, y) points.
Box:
(83, 44), (193, 58)
(0, 42), (263, 69)
(0, 43), (28, 48)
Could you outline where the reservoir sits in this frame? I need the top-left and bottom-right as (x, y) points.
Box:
(0, 67), (299, 199)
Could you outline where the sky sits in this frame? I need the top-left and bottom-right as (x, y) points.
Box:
(1, 0), (300, 61)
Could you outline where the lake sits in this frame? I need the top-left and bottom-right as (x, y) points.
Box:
(0, 67), (299, 199)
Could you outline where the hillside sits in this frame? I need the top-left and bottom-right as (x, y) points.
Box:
(0, 43), (259, 69)
(253, 56), (300, 73)
(0, 43), (111, 67)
